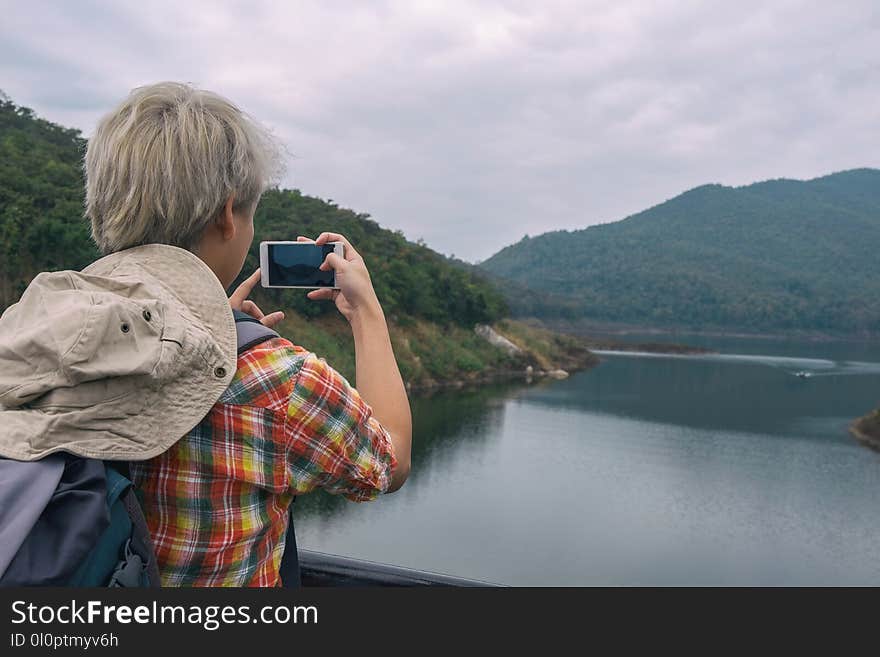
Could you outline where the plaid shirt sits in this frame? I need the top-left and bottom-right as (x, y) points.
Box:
(129, 336), (396, 587)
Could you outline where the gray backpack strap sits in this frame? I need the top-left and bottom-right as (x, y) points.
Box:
(233, 310), (279, 354)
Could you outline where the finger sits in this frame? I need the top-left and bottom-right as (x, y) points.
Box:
(319, 252), (346, 272)
(319, 253), (343, 272)
(229, 269), (262, 307)
(307, 288), (335, 301)
(296, 235), (314, 242)
(261, 311), (285, 328)
(241, 299), (265, 319)
(314, 232), (360, 261)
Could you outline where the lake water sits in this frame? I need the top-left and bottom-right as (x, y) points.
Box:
(294, 335), (880, 585)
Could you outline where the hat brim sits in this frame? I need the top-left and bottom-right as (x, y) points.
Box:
(0, 245), (237, 461)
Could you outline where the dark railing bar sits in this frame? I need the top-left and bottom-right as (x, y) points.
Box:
(298, 549), (501, 587)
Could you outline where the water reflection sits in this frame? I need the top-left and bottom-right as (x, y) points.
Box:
(294, 338), (880, 585)
(294, 383), (519, 521)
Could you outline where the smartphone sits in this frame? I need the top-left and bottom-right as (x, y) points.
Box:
(259, 241), (345, 288)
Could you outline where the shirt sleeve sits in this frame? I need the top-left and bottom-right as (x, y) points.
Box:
(284, 352), (397, 502)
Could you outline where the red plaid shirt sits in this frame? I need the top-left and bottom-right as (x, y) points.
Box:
(130, 336), (396, 587)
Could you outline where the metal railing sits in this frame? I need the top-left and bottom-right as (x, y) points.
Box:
(298, 550), (500, 587)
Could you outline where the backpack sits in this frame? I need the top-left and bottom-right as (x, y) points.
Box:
(0, 310), (299, 587)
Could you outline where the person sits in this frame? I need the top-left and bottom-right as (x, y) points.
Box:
(80, 81), (412, 586)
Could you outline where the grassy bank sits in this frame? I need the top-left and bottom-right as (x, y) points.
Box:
(851, 409), (880, 452)
(274, 312), (598, 390)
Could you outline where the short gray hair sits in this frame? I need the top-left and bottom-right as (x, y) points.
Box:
(85, 82), (282, 254)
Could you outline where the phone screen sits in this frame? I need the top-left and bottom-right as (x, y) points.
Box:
(266, 243), (336, 287)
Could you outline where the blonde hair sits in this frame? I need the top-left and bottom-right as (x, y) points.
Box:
(85, 82), (282, 254)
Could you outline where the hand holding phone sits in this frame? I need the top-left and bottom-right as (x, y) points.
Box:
(259, 241), (345, 288)
(301, 232), (383, 324)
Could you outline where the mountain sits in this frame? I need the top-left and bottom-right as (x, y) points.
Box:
(0, 94), (506, 328)
(0, 93), (97, 305)
(0, 94), (597, 386)
(481, 169), (880, 335)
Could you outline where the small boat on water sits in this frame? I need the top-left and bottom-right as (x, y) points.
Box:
(794, 371), (811, 378)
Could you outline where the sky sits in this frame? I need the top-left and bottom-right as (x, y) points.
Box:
(2, 0), (879, 262)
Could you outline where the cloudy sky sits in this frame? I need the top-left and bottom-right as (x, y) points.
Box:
(2, 1), (878, 261)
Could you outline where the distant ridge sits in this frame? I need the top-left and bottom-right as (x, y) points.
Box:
(481, 168), (880, 335)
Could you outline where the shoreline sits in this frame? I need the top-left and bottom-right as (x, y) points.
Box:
(407, 358), (599, 393)
(403, 320), (709, 391)
(850, 412), (880, 453)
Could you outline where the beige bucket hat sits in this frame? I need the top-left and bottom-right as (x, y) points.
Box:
(0, 244), (237, 461)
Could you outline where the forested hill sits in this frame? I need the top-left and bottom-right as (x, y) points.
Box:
(0, 95), (506, 327)
(481, 169), (880, 335)
(0, 94), (96, 305)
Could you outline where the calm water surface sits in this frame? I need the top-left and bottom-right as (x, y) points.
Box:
(295, 336), (880, 585)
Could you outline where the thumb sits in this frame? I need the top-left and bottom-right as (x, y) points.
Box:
(319, 252), (346, 272)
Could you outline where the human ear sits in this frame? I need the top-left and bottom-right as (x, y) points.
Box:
(218, 195), (236, 241)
